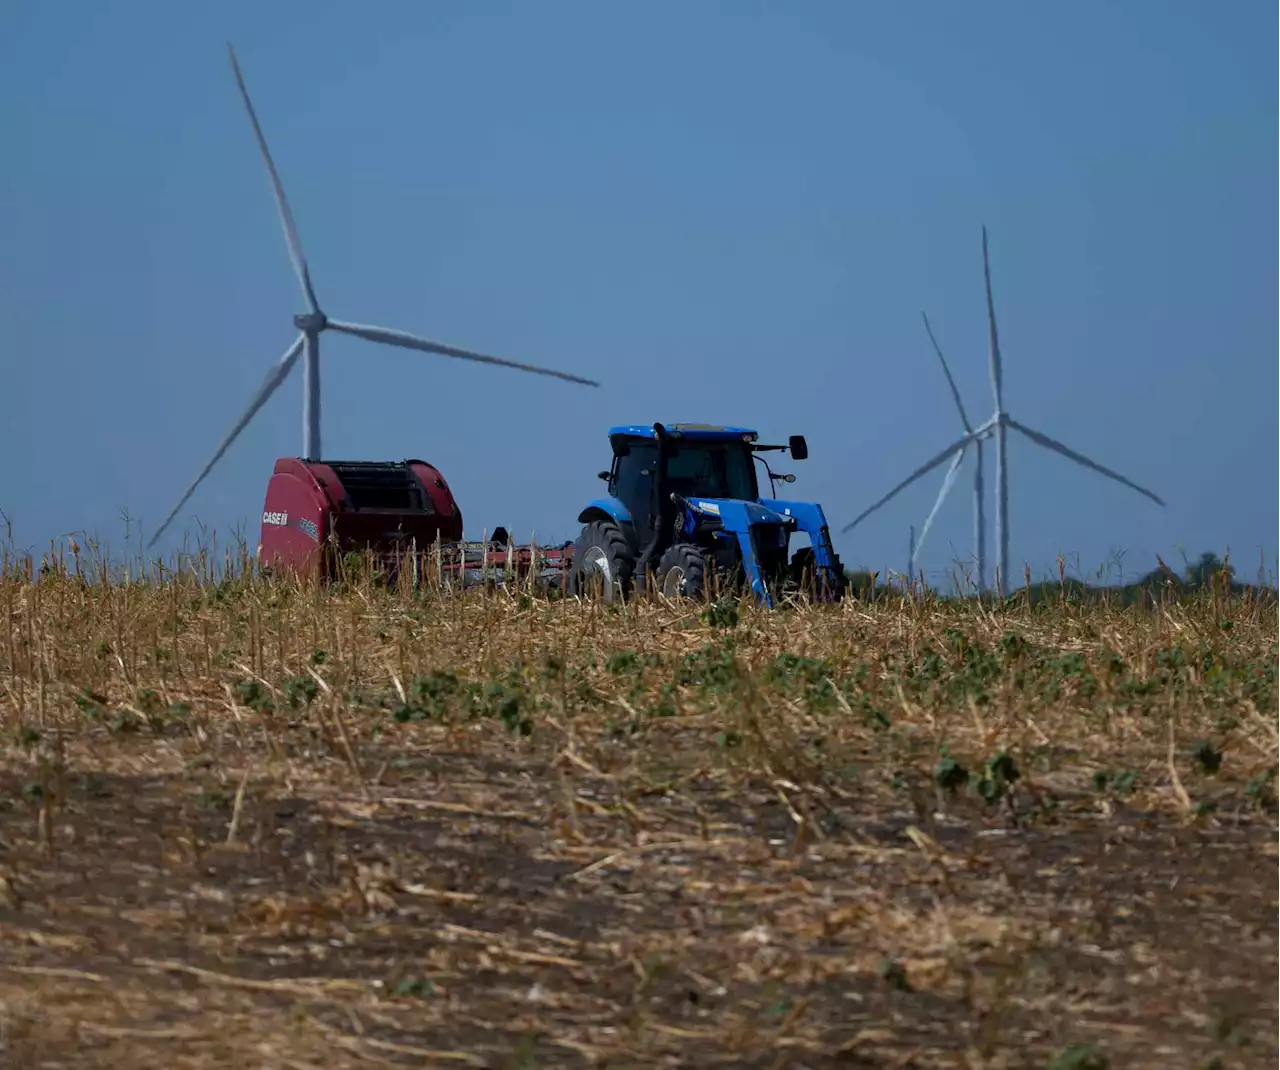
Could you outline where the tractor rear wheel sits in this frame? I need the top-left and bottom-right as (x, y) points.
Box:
(656, 543), (709, 600)
(567, 519), (634, 603)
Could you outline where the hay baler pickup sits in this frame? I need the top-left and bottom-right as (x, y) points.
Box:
(257, 458), (572, 588)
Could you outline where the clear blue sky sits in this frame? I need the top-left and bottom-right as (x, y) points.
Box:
(1, 1), (1274, 586)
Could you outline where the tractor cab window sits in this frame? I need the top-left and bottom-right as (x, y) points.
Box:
(664, 443), (757, 501)
(610, 442), (661, 530)
(610, 436), (759, 534)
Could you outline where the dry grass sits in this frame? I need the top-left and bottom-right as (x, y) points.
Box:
(0, 552), (1276, 1069)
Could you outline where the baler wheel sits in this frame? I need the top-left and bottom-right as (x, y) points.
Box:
(656, 542), (709, 600)
(567, 519), (635, 603)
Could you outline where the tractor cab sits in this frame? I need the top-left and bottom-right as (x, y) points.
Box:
(569, 423), (843, 606)
(603, 424), (766, 534)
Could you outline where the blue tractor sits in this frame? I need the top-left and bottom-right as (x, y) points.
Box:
(567, 423), (845, 606)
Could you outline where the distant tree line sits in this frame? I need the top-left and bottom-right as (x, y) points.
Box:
(844, 552), (1275, 605)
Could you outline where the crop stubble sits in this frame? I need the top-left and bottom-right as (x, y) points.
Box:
(0, 566), (1276, 1068)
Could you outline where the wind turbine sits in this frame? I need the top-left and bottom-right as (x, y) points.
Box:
(907, 309), (990, 590)
(148, 44), (599, 549)
(842, 226), (1166, 591)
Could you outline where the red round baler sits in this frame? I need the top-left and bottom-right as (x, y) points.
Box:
(259, 458), (464, 579)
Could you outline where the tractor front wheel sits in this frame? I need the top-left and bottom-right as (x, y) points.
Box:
(567, 519), (635, 603)
(656, 543), (709, 600)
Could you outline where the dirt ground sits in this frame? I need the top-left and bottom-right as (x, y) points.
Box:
(0, 577), (1275, 1068)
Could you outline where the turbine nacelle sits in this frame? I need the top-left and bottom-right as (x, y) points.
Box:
(294, 311), (329, 333)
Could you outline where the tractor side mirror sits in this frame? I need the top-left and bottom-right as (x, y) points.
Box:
(597, 471), (611, 482)
(789, 435), (809, 460)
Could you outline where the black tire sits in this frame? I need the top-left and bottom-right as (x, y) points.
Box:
(789, 546), (815, 585)
(567, 519), (635, 603)
(790, 546), (846, 601)
(656, 542), (709, 600)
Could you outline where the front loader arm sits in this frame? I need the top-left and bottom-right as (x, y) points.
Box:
(759, 499), (842, 577)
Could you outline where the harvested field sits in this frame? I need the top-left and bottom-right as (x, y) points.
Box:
(0, 562), (1276, 1069)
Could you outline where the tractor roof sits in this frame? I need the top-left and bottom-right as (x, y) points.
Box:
(608, 423), (758, 443)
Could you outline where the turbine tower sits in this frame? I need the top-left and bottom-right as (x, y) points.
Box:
(842, 226), (1166, 591)
(149, 45), (599, 549)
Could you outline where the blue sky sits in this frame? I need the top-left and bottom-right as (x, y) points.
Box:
(1, 1), (1274, 586)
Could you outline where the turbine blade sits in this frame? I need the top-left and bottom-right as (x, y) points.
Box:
(840, 420), (994, 534)
(921, 311), (972, 431)
(914, 446), (966, 564)
(148, 335), (306, 548)
(1006, 418), (1167, 508)
(326, 319), (600, 387)
(227, 43), (319, 313)
(982, 225), (1004, 412)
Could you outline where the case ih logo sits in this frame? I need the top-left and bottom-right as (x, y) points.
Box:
(262, 510), (289, 527)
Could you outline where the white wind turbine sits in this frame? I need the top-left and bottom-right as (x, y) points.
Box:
(909, 308), (990, 589)
(842, 226), (1166, 592)
(148, 44), (599, 549)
